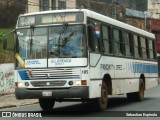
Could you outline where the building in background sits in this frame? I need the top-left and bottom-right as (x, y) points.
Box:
(26, 0), (160, 19)
(148, 0), (160, 53)
(148, 0), (160, 18)
(27, 0), (76, 13)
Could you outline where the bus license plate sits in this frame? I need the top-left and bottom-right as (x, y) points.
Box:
(42, 91), (52, 97)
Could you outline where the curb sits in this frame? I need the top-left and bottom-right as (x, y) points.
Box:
(0, 101), (39, 109)
(0, 94), (38, 109)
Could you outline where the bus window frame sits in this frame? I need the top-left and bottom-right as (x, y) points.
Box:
(112, 27), (124, 56)
(145, 38), (150, 59)
(140, 36), (147, 59)
(101, 23), (113, 55)
(87, 17), (103, 54)
(123, 30), (134, 58)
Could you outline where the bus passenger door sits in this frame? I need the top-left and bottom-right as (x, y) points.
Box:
(87, 22), (104, 74)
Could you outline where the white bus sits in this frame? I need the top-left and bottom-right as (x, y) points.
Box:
(5, 9), (159, 111)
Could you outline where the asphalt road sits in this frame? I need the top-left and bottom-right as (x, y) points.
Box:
(1, 85), (160, 120)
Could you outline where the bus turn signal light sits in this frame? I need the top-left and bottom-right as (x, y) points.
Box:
(81, 80), (87, 85)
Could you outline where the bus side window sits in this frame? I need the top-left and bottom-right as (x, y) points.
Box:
(102, 25), (112, 54)
(87, 19), (101, 53)
(134, 35), (140, 58)
(124, 32), (133, 57)
(138, 36), (142, 58)
(113, 28), (123, 56)
(94, 26), (101, 53)
(149, 39), (155, 60)
(141, 37), (147, 59)
(152, 40), (156, 59)
(88, 25), (95, 52)
(145, 38), (150, 59)
(129, 34), (134, 56)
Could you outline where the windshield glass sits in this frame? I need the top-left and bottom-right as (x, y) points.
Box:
(16, 25), (86, 68)
(16, 27), (48, 59)
(48, 25), (86, 58)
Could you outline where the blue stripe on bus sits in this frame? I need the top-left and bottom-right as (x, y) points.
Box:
(18, 71), (30, 80)
(132, 63), (158, 73)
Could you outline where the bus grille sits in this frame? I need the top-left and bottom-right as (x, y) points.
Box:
(18, 68), (81, 80)
(31, 80), (67, 87)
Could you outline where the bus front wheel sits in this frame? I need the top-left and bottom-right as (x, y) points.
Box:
(39, 98), (55, 111)
(93, 81), (108, 111)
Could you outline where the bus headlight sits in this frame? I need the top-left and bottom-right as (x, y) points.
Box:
(75, 81), (81, 86)
(18, 82), (25, 88)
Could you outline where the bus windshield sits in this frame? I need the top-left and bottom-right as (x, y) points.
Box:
(16, 24), (86, 68)
(48, 24), (86, 58)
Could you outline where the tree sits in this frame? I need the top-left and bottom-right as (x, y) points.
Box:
(0, 32), (4, 44)
(0, 0), (27, 28)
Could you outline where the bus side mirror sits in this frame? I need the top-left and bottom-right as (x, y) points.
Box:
(87, 25), (95, 51)
(3, 37), (7, 50)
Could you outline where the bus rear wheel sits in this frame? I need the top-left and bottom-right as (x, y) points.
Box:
(93, 81), (108, 111)
(127, 79), (145, 102)
(136, 79), (145, 101)
(39, 98), (55, 111)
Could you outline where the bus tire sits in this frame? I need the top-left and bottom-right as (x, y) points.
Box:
(93, 81), (108, 111)
(39, 98), (55, 111)
(135, 79), (145, 101)
(127, 79), (145, 102)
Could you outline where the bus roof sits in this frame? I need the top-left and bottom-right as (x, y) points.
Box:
(20, 9), (84, 16)
(19, 9), (155, 39)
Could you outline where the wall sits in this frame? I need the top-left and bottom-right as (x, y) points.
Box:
(27, 0), (39, 13)
(156, 34), (160, 53)
(125, 17), (145, 30)
(150, 19), (160, 53)
(66, 0), (76, 9)
(0, 63), (14, 95)
(150, 19), (160, 30)
(148, 0), (160, 19)
(27, 0), (76, 13)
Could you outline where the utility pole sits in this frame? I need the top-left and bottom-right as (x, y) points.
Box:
(112, 0), (118, 19)
(144, 11), (147, 30)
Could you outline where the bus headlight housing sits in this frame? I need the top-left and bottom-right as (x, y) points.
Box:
(75, 81), (81, 86)
(75, 80), (87, 86)
(15, 82), (25, 88)
(81, 80), (87, 85)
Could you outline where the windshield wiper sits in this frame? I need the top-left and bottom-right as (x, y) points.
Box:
(59, 23), (68, 40)
(62, 31), (76, 45)
(58, 23), (68, 54)
(30, 24), (35, 53)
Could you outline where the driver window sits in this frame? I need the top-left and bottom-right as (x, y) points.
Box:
(87, 19), (101, 53)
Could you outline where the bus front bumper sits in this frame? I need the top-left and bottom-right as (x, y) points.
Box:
(15, 86), (89, 99)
